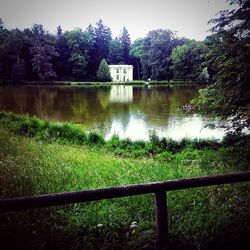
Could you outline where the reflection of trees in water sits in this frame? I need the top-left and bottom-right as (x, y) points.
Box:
(130, 86), (172, 127)
(0, 85), (200, 136)
(168, 86), (199, 114)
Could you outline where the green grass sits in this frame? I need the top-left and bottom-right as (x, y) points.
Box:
(0, 124), (249, 249)
(22, 80), (201, 86)
(0, 111), (230, 157)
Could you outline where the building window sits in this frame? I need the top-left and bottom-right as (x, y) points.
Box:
(123, 69), (127, 74)
(116, 75), (119, 80)
(116, 68), (119, 73)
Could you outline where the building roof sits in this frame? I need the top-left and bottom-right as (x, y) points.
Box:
(109, 65), (133, 68)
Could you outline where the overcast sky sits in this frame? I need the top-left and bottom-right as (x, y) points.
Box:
(0, 0), (234, 41)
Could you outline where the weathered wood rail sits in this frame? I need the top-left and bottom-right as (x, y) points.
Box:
(1, 171), (250, 248)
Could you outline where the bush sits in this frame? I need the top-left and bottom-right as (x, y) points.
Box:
(88, 131), (105, 145)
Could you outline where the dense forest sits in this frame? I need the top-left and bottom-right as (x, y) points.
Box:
(0, 18), (211, 83)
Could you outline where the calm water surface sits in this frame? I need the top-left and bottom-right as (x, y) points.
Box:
(0, 85), (226, 141)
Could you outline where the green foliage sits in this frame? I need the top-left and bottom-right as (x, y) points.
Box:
(2, 112), (249, 158)
(194, 0), (250, 133)
(64, 28), (94, 80)
(87, 131), (105, 145)
(91, 19), (112, 79)
(108, 38), (124, 64)
(0, 112), (87, 144)
(196, 67), (209, 83)
(119, 27), (131, 64)
(130, 38), (144, 80)
(171, 40), (208, 81)
(30, 24), (58, 81)
(140, 29), (187, 80)
(0, 126), (249, 249)
(96, 59), (112, 82)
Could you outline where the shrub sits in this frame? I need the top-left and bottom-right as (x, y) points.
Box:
(88, 131), (105, 145)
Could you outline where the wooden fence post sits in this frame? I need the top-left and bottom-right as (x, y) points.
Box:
(155, 191), (169, 249)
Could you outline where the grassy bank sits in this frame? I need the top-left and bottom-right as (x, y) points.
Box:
(0, 111), (249, 158)
(0, 80), (205, 86)
(0, 112), (249, 249)
(0, 111), (245, 158)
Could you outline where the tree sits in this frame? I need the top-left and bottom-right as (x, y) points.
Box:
(130, 38), (144, 80)
(56, 25), (62, 37)
(30, 24), (58, 81)
(0, 28), (28, 81)
(11, 56), (25, 81)
(141, 29), (185, 80)
(54, 28), (71, 80)
(96, 59), (112, 82)
(108, 38), (124, 64)
(64, 28), (94, 80)
(119, 27), (131, 64)
(171, 40), (208, 81)
(194, 0), (250, 133)
(92, 20), (112, 78)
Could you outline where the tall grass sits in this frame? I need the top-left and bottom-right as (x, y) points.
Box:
(0, 125), (249, 249)
(2, 111), (243, 160)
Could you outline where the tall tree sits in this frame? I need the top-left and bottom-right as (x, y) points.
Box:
(0, 28), (28, 81)
(64, 28), (94, 80)
(119, 27), (131, 64)
(30, 24), (58, 81)
(108, 38), (123, 64)
(171, 40), (208, 81)
(92, 20), (112, 78)
(56, 25), (62, 37)
(54, 27), (71, 80)
(130, 38), (144, 80)
(141, 29), (184, 80)
(194, 0), (250, 133)
(96, 59), (112, 82)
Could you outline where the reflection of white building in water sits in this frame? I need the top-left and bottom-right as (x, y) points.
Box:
(109, 65), (133, 82)
(109, 85), (133, 103)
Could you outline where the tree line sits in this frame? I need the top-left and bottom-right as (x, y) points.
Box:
(0, 18), (212, 82)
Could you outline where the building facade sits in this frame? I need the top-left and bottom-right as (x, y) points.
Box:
(109, 65), (133, 82)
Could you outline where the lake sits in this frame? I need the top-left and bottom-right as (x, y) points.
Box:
(0, 85), (226, 141)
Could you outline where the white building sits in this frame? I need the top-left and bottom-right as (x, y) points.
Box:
(109, 65), (133, 82)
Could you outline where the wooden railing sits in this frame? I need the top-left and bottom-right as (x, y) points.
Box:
(1, 171), (250, 248)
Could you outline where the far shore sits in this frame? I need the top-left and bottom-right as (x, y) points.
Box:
(0, 80), (208, 86)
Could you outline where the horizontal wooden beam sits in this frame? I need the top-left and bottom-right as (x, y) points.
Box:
(0, 171), (249, 213)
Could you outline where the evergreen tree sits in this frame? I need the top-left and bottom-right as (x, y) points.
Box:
(108, 38), (124, 64)
(54, 29), (71, 80)
(56, 25), (62, 37)
(92, 20), (112, 77)
(30, 24), (58, 81)
(85, 24), (96, 80)
(119, 27), (131, 64)
(96, 59), (112, 82)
